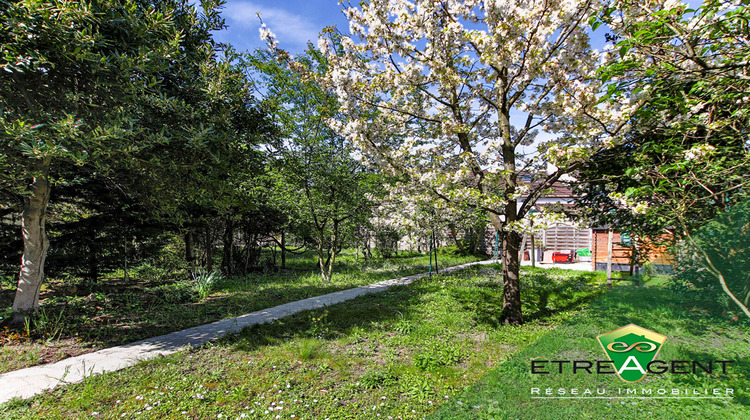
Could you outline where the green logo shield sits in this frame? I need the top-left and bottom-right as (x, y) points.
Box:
(597, 324), (666, 383)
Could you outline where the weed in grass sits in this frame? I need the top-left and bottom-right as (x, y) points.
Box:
(414, 343), (464, 371)
(360, 368), (398, 389)
(31, 308), (66, 342)
(399, 373), (437, 398)
(306, 310), (333, 339)
(191, 269), (222, 299)
(296, 338), (326, 361)
(394, 318), (414, 335)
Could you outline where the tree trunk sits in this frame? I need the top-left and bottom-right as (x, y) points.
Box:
(496, 108), (523, 325)
(317, 233), (329, 282)
(122, 233), (129, 281)
(185, 230), (195, 266)
(501, 230), (523, 325)
(326, 222), (339, 281)
(280, 231), (286, 269)
(448, 223), (464, 253)
(11, 158), (52, 326)
(221, 217), (235, 276)
(203, 226), (214, 271)
(87, 224), (99, 283)
(326, 247), (336, 282)
(363, 237), (371, 261)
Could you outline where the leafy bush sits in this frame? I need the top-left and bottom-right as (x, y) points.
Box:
(374, 226), (401, 259)
(441, 244), (480, 257)
(671, 199), (750, 317)
(0, 307), (12, 325)
(0, 274), (15, 290)
(398, 373), (435, 397)
(150, 282), (196, 304)
(389, 250), (422, 259)
(393, 318), (414, 334)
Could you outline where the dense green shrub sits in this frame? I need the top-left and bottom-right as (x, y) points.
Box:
(375, 226), (401, 259)
(671, 199), (750, 317)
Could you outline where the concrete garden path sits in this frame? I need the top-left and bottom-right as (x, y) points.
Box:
(0, 260), (494, 404)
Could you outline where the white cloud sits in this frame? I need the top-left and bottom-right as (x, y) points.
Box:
(222, 1), (319, 48)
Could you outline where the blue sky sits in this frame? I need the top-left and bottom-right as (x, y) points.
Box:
(213, 1), (350, 54)
(210, 0), (607, 156)
(211, 0), (624, 55)
(212, 1), (705, 55)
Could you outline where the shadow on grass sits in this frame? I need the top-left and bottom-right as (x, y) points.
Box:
(449, 269), (608, 328)
(79, 282), (393, 348)
(222, 284), (424, 353)
(221, 266), (608, 357)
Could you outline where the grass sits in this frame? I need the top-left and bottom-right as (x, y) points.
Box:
(431, 276), (750, 419)
(0, 250), (484, 374)
(0, 264), (609, 419)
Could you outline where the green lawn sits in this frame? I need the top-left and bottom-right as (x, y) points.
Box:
(0, 250), (484, 374)
(0, 264), (608, 419)
(431, 277), (750, 419)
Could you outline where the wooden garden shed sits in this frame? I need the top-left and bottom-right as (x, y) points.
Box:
(591, 227), (674, 273)
(591, 227), (635, 272)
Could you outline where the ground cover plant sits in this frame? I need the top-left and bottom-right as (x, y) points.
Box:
(432, 277), (750, 419)
(0, 250), (483, 374)
(0, 265), (608, 419)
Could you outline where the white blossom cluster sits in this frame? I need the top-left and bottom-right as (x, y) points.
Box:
(683, 144), (716, 162)
(609, 192), (649, 215)
(259, 23), (279, 50)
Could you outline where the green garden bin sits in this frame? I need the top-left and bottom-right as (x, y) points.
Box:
(577, 248), (592, 262)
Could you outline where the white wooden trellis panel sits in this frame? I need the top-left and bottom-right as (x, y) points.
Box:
(541, 224), (591, 252)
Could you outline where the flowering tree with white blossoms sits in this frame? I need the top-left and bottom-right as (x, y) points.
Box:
(318, 0), (632, 324)
(375, 183), (488, 253)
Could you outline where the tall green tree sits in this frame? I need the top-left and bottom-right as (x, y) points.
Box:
(248, 47), (380, 282)
(581, 0), (750, 226)
(0, 0), (256, 322)
(120, 43), (272, 276)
